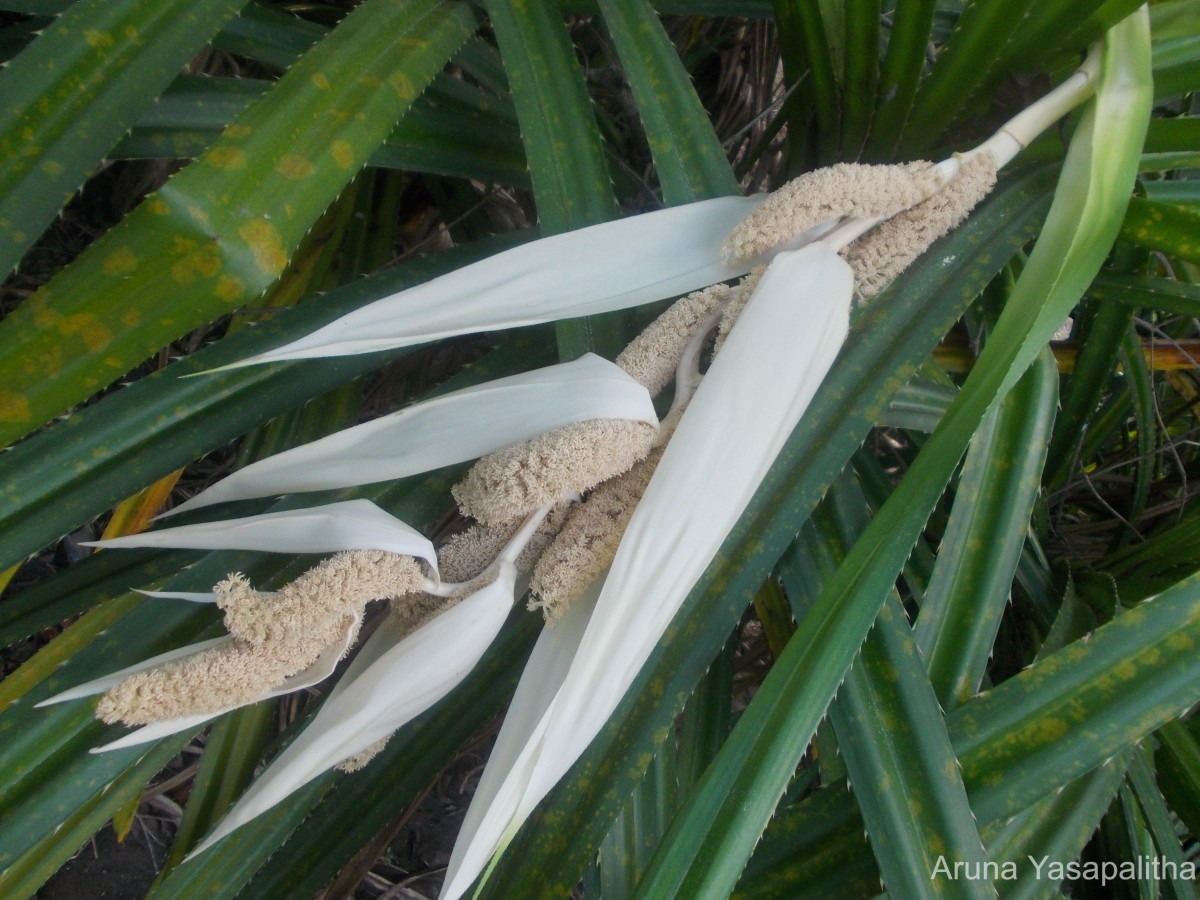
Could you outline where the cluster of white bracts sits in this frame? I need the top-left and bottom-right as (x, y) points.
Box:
(40, 149), (1009, 877)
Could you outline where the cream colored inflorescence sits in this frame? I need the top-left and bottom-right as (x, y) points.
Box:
(721, 162), (945, 265)
(97, 153), (998, 735)
(843, 154), (998, 300)
(98, 551), (426, 725)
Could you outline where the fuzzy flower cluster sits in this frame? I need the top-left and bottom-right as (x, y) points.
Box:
(87, 156), (999, 743)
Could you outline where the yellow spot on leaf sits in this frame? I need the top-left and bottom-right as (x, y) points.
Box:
(39, 312), (113, 351)
(277, 154), (317, 180)
(0, 390), (30, 422)
(208, 146), (247, 170)
(103, 247), (138, 276)
(194, 253), (221, 278)
(1166, 632), (1194, 651)
(84, 29), (114, 49)
(389, 72), (415, 99)
(331, 140), (354, 170)
(238, 220), (287, 276)
(41, 160), (63, 176)
(147, 197), (170, 216)
(215, 275), (245, 302)
(312, 72), (331, 90)
(121, 308), (140, 327)
(171, 236), (198, 255)
(225, 124), (252, 139)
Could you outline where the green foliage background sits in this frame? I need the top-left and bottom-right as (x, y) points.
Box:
(1, 0), (1199, 897)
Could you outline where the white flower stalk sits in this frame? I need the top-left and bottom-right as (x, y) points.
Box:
(167, 354), (657, 516)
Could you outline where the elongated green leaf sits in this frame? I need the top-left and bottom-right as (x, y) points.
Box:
(0, 0), (477, 447)
(1127, 748), (1198, 900)
(476, 165), (1059, 900)
(1102, 503), (1200, 603)
(1045, 297), (1134, 484)
(797, 474), (989, 900)
(998, 0), (1141, 73)
(210, 0), (324, 68)
(954, 576), (1200, 826)
(597, 0), (738, 202)
(164, 704), (274, 867)
(0, 234), (537, 573)
(112, 72), (529, 186)
(983, 753), (1129, 900)
(773, 0), (839, 166)
(0, 733), (190, 899)
(900, 0), (1037, 155)
(738, 568), (1200, 896)
(832, 596), (992, 899)
(486, 0), (614, 229)
(914, 348), (1058, 708)
(1155, 719), (1200, 843)
(867, 0), (936, 158)
(626, 15), (1151, 897)
(0, 548), (195, 646)
(674, 633), (735, 795)
(1153, 35), (1200, 98)
(840, 0), (879, 156)
(486, 0), (620, 359)
(0, 0), (247, 277)
(1119, 197), (1200, 264)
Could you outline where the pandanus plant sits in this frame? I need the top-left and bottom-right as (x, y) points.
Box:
(36, 9), (1157, 890)
(2, 0), (1199, 897)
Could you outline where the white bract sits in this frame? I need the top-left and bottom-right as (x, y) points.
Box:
(45, 54), (1107, 876)
(441, 242), (853, 899)
(91, 499), (439, 570)
(169, 354), (658, 515)
(215, 196), (767, 367)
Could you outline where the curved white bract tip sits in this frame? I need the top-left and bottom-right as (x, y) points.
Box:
(93, 499), (438, 573)
(212, 196), (766, 370)
(441, 577), (604, 900)
(36, 637), (232, 707)
(168, 355), (657, 516)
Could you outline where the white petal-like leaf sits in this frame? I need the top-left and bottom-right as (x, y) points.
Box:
(442, 577), (603, 900)
(221, 197), (766, 367)
(89, 621), (360, 753)
(188, 563), (521, 857)
(36, 637), (232, 707)
(171, 354), (658, 515)
(135, 590), (218, 603)
(92, 499), (438, 572)
(443, 242), (854, 892)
